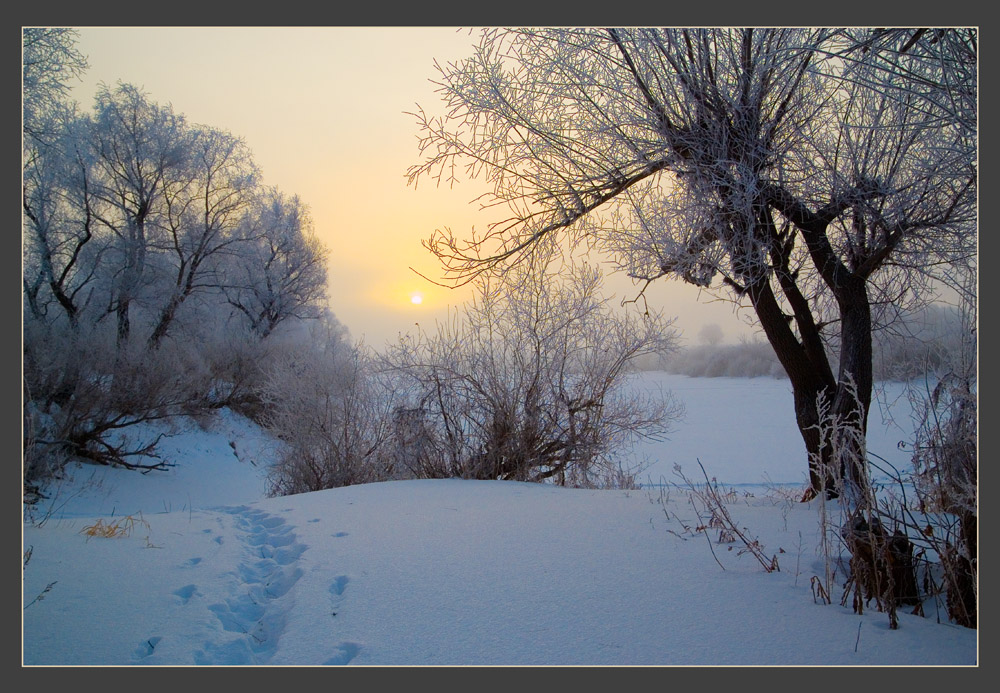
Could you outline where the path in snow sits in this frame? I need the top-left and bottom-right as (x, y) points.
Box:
(127, 505), (361, 665)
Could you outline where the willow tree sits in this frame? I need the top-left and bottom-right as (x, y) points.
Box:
(408, 28), (976, 500)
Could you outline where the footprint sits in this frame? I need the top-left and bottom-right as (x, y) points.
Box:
(184, 557), (203, 567)
(209, 601), (265, 634)
(330, 575), (349, 596)
(194, 638), (255, 665)
(197, 507), (308, 664)
(265, 567), (304, 599)
(272, 543), (307, 566)
(333, 531), (348, 538)
(173, 584), (198, 604)
(134, 636), (162, 659)
(323, 642), (361, 665)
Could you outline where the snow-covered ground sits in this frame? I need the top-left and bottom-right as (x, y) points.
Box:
(22, 374), (977, 666)
(625, 373), (920, 487)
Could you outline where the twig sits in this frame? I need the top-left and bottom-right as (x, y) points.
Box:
(690, 494), (726, 571)
(24, 581), (57, 610)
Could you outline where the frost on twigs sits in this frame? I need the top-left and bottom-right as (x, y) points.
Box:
(382, 251), (683, 487)
(672, 461), (779, 573)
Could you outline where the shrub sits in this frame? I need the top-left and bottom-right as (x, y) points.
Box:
(262, 318), (394, 495)
(381, 253), (683, 487)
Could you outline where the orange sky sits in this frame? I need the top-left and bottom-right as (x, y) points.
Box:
(68, 26), (756, 348)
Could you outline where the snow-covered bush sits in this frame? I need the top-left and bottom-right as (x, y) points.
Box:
(262, 315), (395, 495)
(381, 253), (683, 487)
(23, 321), (212, 490)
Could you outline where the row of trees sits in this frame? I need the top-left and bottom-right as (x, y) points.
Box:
(651, 303), (970, 380)
(23, 29), (329, 484)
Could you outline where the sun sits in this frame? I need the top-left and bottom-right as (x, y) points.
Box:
(410, 292), (423, 305)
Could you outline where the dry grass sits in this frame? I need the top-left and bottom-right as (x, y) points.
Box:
(80, 513), (150, 541)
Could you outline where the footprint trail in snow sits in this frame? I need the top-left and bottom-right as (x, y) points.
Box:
(132, 507), (364, 665)
(192, 506), (307, 664)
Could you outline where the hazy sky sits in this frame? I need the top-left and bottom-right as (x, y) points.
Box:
(67, 26), (756, 347)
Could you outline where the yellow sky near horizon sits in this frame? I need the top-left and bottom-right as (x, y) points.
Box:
(66, 26), (756, 348)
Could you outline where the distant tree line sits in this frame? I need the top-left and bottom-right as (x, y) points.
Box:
(650, 304), (969, 381)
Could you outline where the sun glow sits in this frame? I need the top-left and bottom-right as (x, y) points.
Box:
(410, 293), (423, 305)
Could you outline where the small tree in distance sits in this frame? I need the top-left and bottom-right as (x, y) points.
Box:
(697, 323), (725, 347)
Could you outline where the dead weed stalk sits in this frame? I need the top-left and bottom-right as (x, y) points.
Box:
(674, 460), (779, 573)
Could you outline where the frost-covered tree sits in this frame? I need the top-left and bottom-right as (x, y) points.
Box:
(408, 28), (976, 500)
(146, 126), (260, 348)
(23, 109), (101, 332)
(22, 45), (334, 487)
(22, 28), (87, 147)
(222, 189), (328, 339)
(22, 29), (96, 332)
(87, 82), (193, 348)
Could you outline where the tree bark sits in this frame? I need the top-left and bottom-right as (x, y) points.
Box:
(831, 275), (875, 501)
(746, 275), (840, 496)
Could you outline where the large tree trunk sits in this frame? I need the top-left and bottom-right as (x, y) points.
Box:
(747, 270), (875, 500)
(148, 293), (184, 349)
(830, 276), (875, 503)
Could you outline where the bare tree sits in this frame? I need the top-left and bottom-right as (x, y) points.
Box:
(408, 28), (976, 501)
(22, 28), (87, 147)
(22, 29), (98, 330)
(86, 82), (193, 349)
(23, 110), (104, 332)
(147, 127), (260, 348)
(382, 251), (682, 486)
(222, 189), (328, 339)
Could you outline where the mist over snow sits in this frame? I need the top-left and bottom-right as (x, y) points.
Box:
(622, 373), (919, 488)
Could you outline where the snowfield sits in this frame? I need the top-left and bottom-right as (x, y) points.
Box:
(22, 374), (977, 666)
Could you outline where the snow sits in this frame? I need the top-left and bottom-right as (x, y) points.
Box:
(22, 374), (976, 666)
(626, 373), (920, 487)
